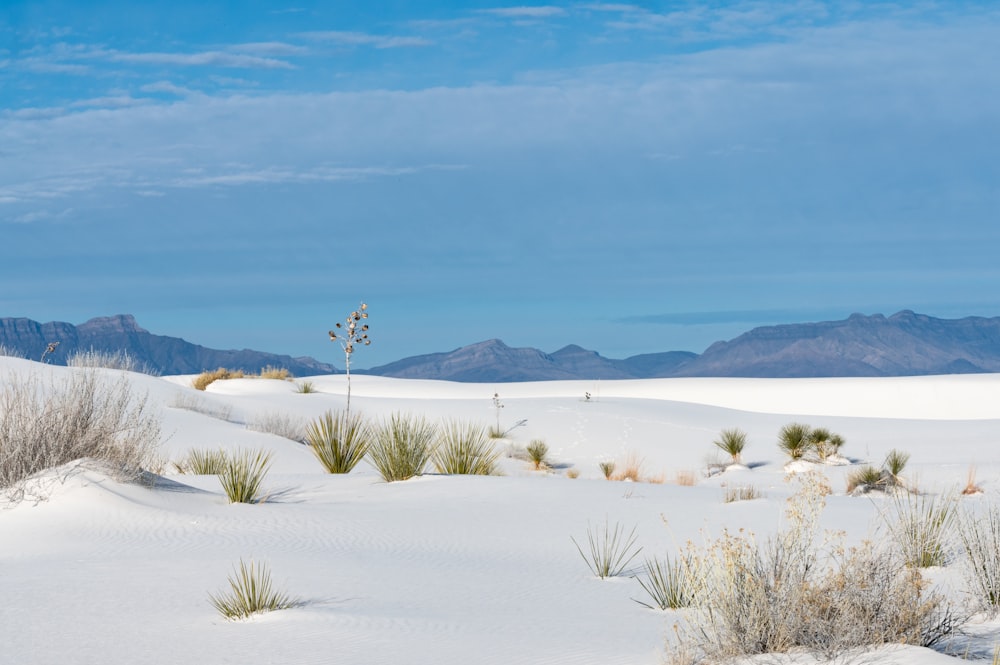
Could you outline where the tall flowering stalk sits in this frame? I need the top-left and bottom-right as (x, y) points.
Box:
(329, 302), (370, 414)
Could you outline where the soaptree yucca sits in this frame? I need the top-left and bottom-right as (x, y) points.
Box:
(328, 302), (370, 415)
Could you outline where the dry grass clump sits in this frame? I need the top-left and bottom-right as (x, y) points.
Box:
(0, 344), (25, 358)
(67, 349), (159, 375)
(957, 502), (1000, 614)
(882, 491), (958, 568)
(433, 420), (500, 476)
(258, 365), (291, 380)
(674, 469), (697, 486)
(209, 559), (297, 620)
(723, 485), (764, 503)
(666, 472), (961, 662)
(566, 468), (580, 479)
(0, 369), (160, 494)
(174, 448), (228, 475)
(247, 411), (306, 442)
(193, 368), (246, 391)
(571, 518), (642, 579)
(368, 413), (436, 482)
(169, 393), (235, 422)
(612, 451), (645, 482)
(962, 465), (983, 495)
(306, 410), (370, 474)
(599, 461), (615, 479)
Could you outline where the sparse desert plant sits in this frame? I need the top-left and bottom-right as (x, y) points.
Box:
(306, 410), (370, 474)
(963, 465), (983, 495)
(828, 433), (845, 457)
(957, 502), (1000, 613)
(884, 448), (910, 487)
(209, 559), (297, 620)
(777, 422), (812, 461)
(328, 302), (370, 415)
(882, 491), (958, 568)
(193, 368), (245, 391)
(492, 392), (504, 435)
(612, 451), (645, 482)
(571, 518), (642, 579)
(169, 393), (235, 422)
(847, 464), (884, 494)
(487, 424), (504, 439)
(0, 369), (160, 493)
(599, 461), (616, 480)
(566, 468), (580, 479)
(368, 413), (436, 482)
(675, 469), (697, 486)
(218, 448), (273, 504)
(809, 427), (832, 461)
(526, 439), (549, 470)
(294, 380), (316, 394)
(433, 420), (499, 475)
(723, 485), (764, 503)
(714, 428), (747, 465)
(0, 343), (25, 358)
(175, 448), (228, 475)
(258, 365), (291, 380)
(634, 554), (695, 610)
(67, 348), (159, 375)
(247, 411), (306, 442)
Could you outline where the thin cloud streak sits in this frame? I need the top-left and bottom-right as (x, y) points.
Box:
(298, 31), (433, 48)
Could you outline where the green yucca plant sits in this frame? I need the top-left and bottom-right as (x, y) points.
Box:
(295, 380), (317, 394)
(778, 423), (812, 461)
(884, 492), (957, 568)
(368, 413), (436, 482)
(176, 448), (228, 475)
(633, 554), (695, 610)
(599, 460), (616, 480)
(526, 439), (549, 470)
(572, 518), (643, 579)
(714, 428), (747, 465)
(884, 449), (910, 487)
(433, 420), (500, 475)
(209, 559), (296, 620)
(219, 448), (273, 504)
(306, 410), (370, 474)
(846, 464), (884, 494)
(809, 427), (833, 460)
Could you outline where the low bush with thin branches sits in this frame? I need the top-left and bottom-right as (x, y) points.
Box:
(433, 420), (499, 476)
(957, 502), (1000, 614)
(0, 369), (161, 494)
(247, 411), (306, 442)
(367, 413), (436, 482)
(723, 485), (764, 503)
(209, 559), (297, 620)
(218, 448), (273, 504)
(571, 518), (643, 579)
(169, 393), (235, 422)
(306, 410), (370, 474)
(67, 348), (159, 375)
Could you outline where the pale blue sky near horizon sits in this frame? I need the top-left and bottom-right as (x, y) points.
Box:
(2, 1), (999, 368)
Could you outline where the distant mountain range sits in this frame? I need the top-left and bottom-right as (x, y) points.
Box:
(2, 310), (1000, 380)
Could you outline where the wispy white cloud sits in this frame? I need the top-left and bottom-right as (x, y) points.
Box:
(299, 31), (433, 48)
(576, 3), (642, 12)
(480, 6), (567, 18)
(19, 57), (90, 74)
(69, 95), (149, 109)
(229, 41), (309, 56)
(107, 50), (295, 69)
(140, 81), (196, 97)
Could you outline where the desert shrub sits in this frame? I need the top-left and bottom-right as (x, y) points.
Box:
(675, 469), (696, 486)
(218, 448), (272, 504)
(247, 411), (306, 442)
(571, 518), (642, 579)
(599, 461), (615, 480)
(777, 422), (812, 460)
(0, 369), (160, 492)
(846, 464), (885, 494)
(295, 380), (316, 394)
(169, 393), (235, 422)
(306, 410), (370, 474)
(884, 448), (910, 487)
(723, 485), (764, 503)
(368, 413), (436, 482)
(612, 451), (644, 481)
(433, 420), (499, 475)
(0, 344), (25, 358)
(714, 428), (747, 465)
(633, 554), (695, 610)
(67, 348), (159, 375)
(963, 465), (983, 495)
(526, 439), (549, 470)
(957, 503), (1000, 613)
(193, 368), (245, 391)
(566, 468), (580, 479)
(258, 365), (291, 380)
(209, 559), (297, 620)
(175, 448), (228, 475)
(809, 427), (833, 460)
(666, 472), (960, 662)
(487, 424), (505, 439)
(882, 492), (957, 568)
(848, 450), (911, 494)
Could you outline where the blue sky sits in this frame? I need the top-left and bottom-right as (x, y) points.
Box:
(2, 1), (999, 368)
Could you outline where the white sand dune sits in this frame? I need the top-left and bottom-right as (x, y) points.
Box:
(3, 357), (1000, 664)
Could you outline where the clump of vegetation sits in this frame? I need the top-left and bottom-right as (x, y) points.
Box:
(599, 461), (616, 480)
(957, 502), (1000, 613)
(306, 410), (370, 474)
(209, 559), (297, 620)
(367, 413), (436, 482)
(776, 423), (847, 465)
(193, 368), (246, 391)
(612, 451), (645, 482)
(962, 465), (983, 495)
(674, 470), (697, 486)
(566, 468), (580, 479)
(713, 428), (747, 465)
(247, 411), (306, 442)
(218, 448), (273, 504)
(169, 393), (235, 422)
(526, 439), (549, 470)
(328, 302), (370, 415)
(723, 485), (764, 503)
(174, 448), (228, 475)
(258, 365), (291, 380)
(777, 422), (812, 461)
(882, 492), (957, 568)
(846, 449), (911, 494)
(0, 369), (161, 494)
(294, 380), (317, 394)
(571, 518), (642, 579)
(634, 554), (695, 610)
(67, 348), (159, 375)
(433, 420), (499, 476)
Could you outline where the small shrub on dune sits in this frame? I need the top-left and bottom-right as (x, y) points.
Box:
(258, 365), (291, 380)
(713, 428), (747, 465)
(0, 369), (160, 493)
(571, 518), (642, 579)
(599, 461), (616, 480)
(306, 410), (370, 474)
(209, 559), (297, 620)
(247, 411), (306, 443)
(368, 413), (436, 482)
(674, 469), (697, 486)
(526, 439), (549, 470)
(612, 451), (645, 482)
(634, 554), (695, 610)
(192, 368), (245, 391)
(962, 465), (983, 495)
(0, 344), (25, 358)
(294, 380), (317, 394)
(433, 420), (500, 476)
(884, 448), (910, 488)
(566, 468), (580, 479)
(219, 448), (273, 504)
(723, 485), (764, 503)
(67, 348), (159, 375)
(957, 503), (1000, 613)
(846, 464), (884, 494)
(487, 425), (505, 439)
(175, 448), (228, 475)
(883, 491), (958, 568)
(777, 422), (812, 461)
(809, 427), (833, 461)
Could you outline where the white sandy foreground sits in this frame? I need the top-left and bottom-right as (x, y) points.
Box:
(3, 356), (1000, 664)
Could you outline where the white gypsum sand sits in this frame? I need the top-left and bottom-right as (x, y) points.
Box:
(1, 356), (999, 664)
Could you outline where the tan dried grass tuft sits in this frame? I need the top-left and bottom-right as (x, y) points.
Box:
(675, 469), (697, 487)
